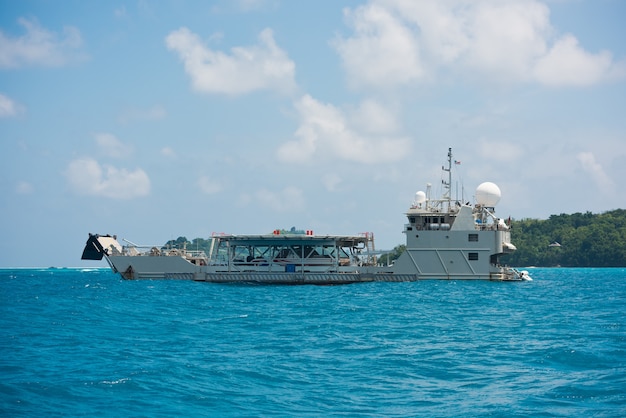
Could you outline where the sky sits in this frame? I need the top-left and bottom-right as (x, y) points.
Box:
(1, 0), (625, 267)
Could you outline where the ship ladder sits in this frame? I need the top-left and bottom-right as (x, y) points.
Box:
(361, 232), (376, 264)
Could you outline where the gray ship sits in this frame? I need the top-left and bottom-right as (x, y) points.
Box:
(82, 149), (531, 283)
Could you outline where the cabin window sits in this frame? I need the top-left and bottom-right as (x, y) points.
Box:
(468, 233), (479, 242)
(468, 252), (479, 261)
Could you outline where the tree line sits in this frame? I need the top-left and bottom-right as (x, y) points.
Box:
(506, 209), (626, 267)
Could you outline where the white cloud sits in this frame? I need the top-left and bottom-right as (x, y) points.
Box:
(16, 181), (33, 195)
(460, 1), (551, 81)
(534, 34), (621, 86)
(165, 27), (296, 95)
(277, 95), (410, 164)
(161, 147), (177, 158)
(0, 93), (21, 117)
(95, 133), (133, 159)
(254, 186), (305, 212)
(577, 151), (613, 194)
(197, 176), (222, 194)
(65, 157), (150, 199)
(0, 17), (84, 68)
(114, 6), (127, 19)
(333, 4), (423, 89)
(322, 173), (342, 192)
(348, 99), (401, 134)
(334, 0), (624, 88)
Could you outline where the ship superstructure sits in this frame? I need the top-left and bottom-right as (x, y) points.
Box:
(384, 148), (526, 280)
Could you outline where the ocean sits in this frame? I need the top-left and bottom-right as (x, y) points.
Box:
(1, 268), (625, 417)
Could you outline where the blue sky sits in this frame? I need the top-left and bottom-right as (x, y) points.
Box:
(1, 0), (625, 267)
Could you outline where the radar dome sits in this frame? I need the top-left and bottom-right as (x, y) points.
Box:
(415, 191), (426, 204)
(475, 182), (501, 207)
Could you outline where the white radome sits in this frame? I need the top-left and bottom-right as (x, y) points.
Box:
(476, 182), (501, 207)
(415, 191), (426, 204)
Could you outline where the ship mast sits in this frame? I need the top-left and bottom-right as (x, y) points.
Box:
(442, 147), (453, 211)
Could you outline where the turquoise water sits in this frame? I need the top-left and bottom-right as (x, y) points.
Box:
(1, 268), (625, 417)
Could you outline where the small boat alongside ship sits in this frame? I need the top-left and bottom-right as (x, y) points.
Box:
(82, 149), (531, 283)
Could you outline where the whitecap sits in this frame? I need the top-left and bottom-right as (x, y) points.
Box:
(101, 378), (130, 385)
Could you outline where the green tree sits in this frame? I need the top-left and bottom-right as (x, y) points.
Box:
(507, 209), (626, 267)
(378, 244), (406, 266)
(162, 236), (190, 250)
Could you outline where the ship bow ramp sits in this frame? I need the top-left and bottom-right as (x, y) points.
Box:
(81, 234), (123, 260)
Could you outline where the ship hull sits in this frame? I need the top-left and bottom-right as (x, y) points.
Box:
(104, 254), (525, 283)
